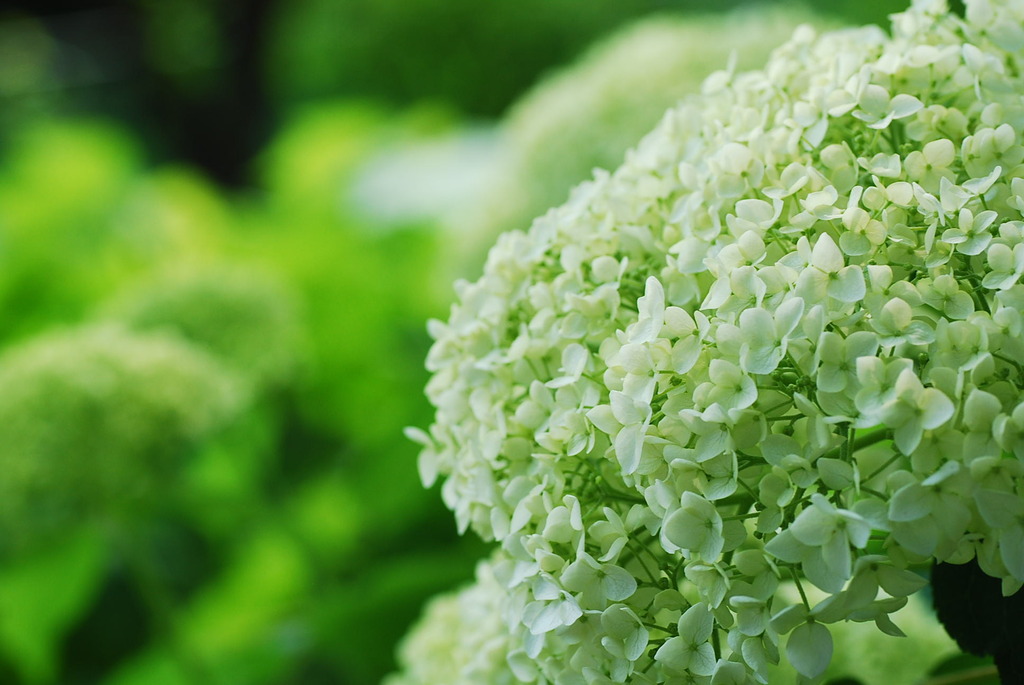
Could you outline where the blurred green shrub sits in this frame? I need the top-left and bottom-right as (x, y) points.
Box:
(0, 528), (110, 685)
(257, 100), (455, 217)
(264, 0), (747, 117)
(112, 166), (234, 259)
(246, 102), (448, 451)
(0, 325), (243, 552)
(106, 265), (303, 394)
(0, 121), (142, 339)
(263, 0), (904, 121)
(0, 120), (236, 346)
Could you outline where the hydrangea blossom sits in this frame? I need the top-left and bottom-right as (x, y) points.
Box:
(413, 0), (1024, 682)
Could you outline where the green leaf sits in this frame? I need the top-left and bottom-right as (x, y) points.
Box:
(0, 528), (108, 683)
(927, 653), (997, 683)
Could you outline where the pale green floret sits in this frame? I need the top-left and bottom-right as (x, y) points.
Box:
(0, 326), (243, 550)
(107, 265), (302, 393)
(412, 0), (1024, 682)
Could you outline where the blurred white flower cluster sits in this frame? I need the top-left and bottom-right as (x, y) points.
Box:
(0, 325), (243, 548)
(451, 8), (820, 275)
(384, 555), (517, 685)
(406, 0), (1024, 682)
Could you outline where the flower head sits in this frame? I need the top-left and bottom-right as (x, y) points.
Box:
(413, 0), (1024, 681)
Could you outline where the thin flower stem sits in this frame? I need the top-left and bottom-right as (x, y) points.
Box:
(737, 477), (759, 502)
(723, 512), (760, 522)
(973, 289), (992, 314)
(993, 352), (1024, 378)
(790, 568), (810, 610)
(672, 557), (686, 586)
(821, 426), (890, 462)
(920, 665), (999, 685)
(626, 541), (661, 586)
(760, 399), (794, 416)
(601, 489), (647, 505)
(843, 426), (856, 462)
(864, 452), (905, 482)
(861, 485), (888, 500)
(642, 621), (675, 634)
(765, 414), (803, 424)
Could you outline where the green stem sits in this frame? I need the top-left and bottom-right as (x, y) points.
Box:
(861, 485), (889, 500)
(737, 478), (759, 502)
(625, 541), (661, 586)
(601, 488), (646, 506)
(994, 352), (1024, 379)
(842, 426), (856, 462)
(921, 665), (999, 685)
(864, 452), (904, 482)
(790, 567), (810, 611)
(973, 288), (992, 314)
(760, 399), (794, 416)
(642, 621), (675, 634)
(821, 427), (890, 462)
(765, 414), (803, 424)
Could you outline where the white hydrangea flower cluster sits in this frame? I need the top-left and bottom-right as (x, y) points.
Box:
(451, 8), (818, 274)
(412, 0), (1024, 681)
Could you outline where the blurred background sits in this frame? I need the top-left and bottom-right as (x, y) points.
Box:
(0, 1), (911, 684)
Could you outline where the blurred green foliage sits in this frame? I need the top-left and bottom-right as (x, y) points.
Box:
(265, 0), (906, 118)
(0, 108), (486, 685)
(265, 0), (721, 117)
(106, 266), (302, 393)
